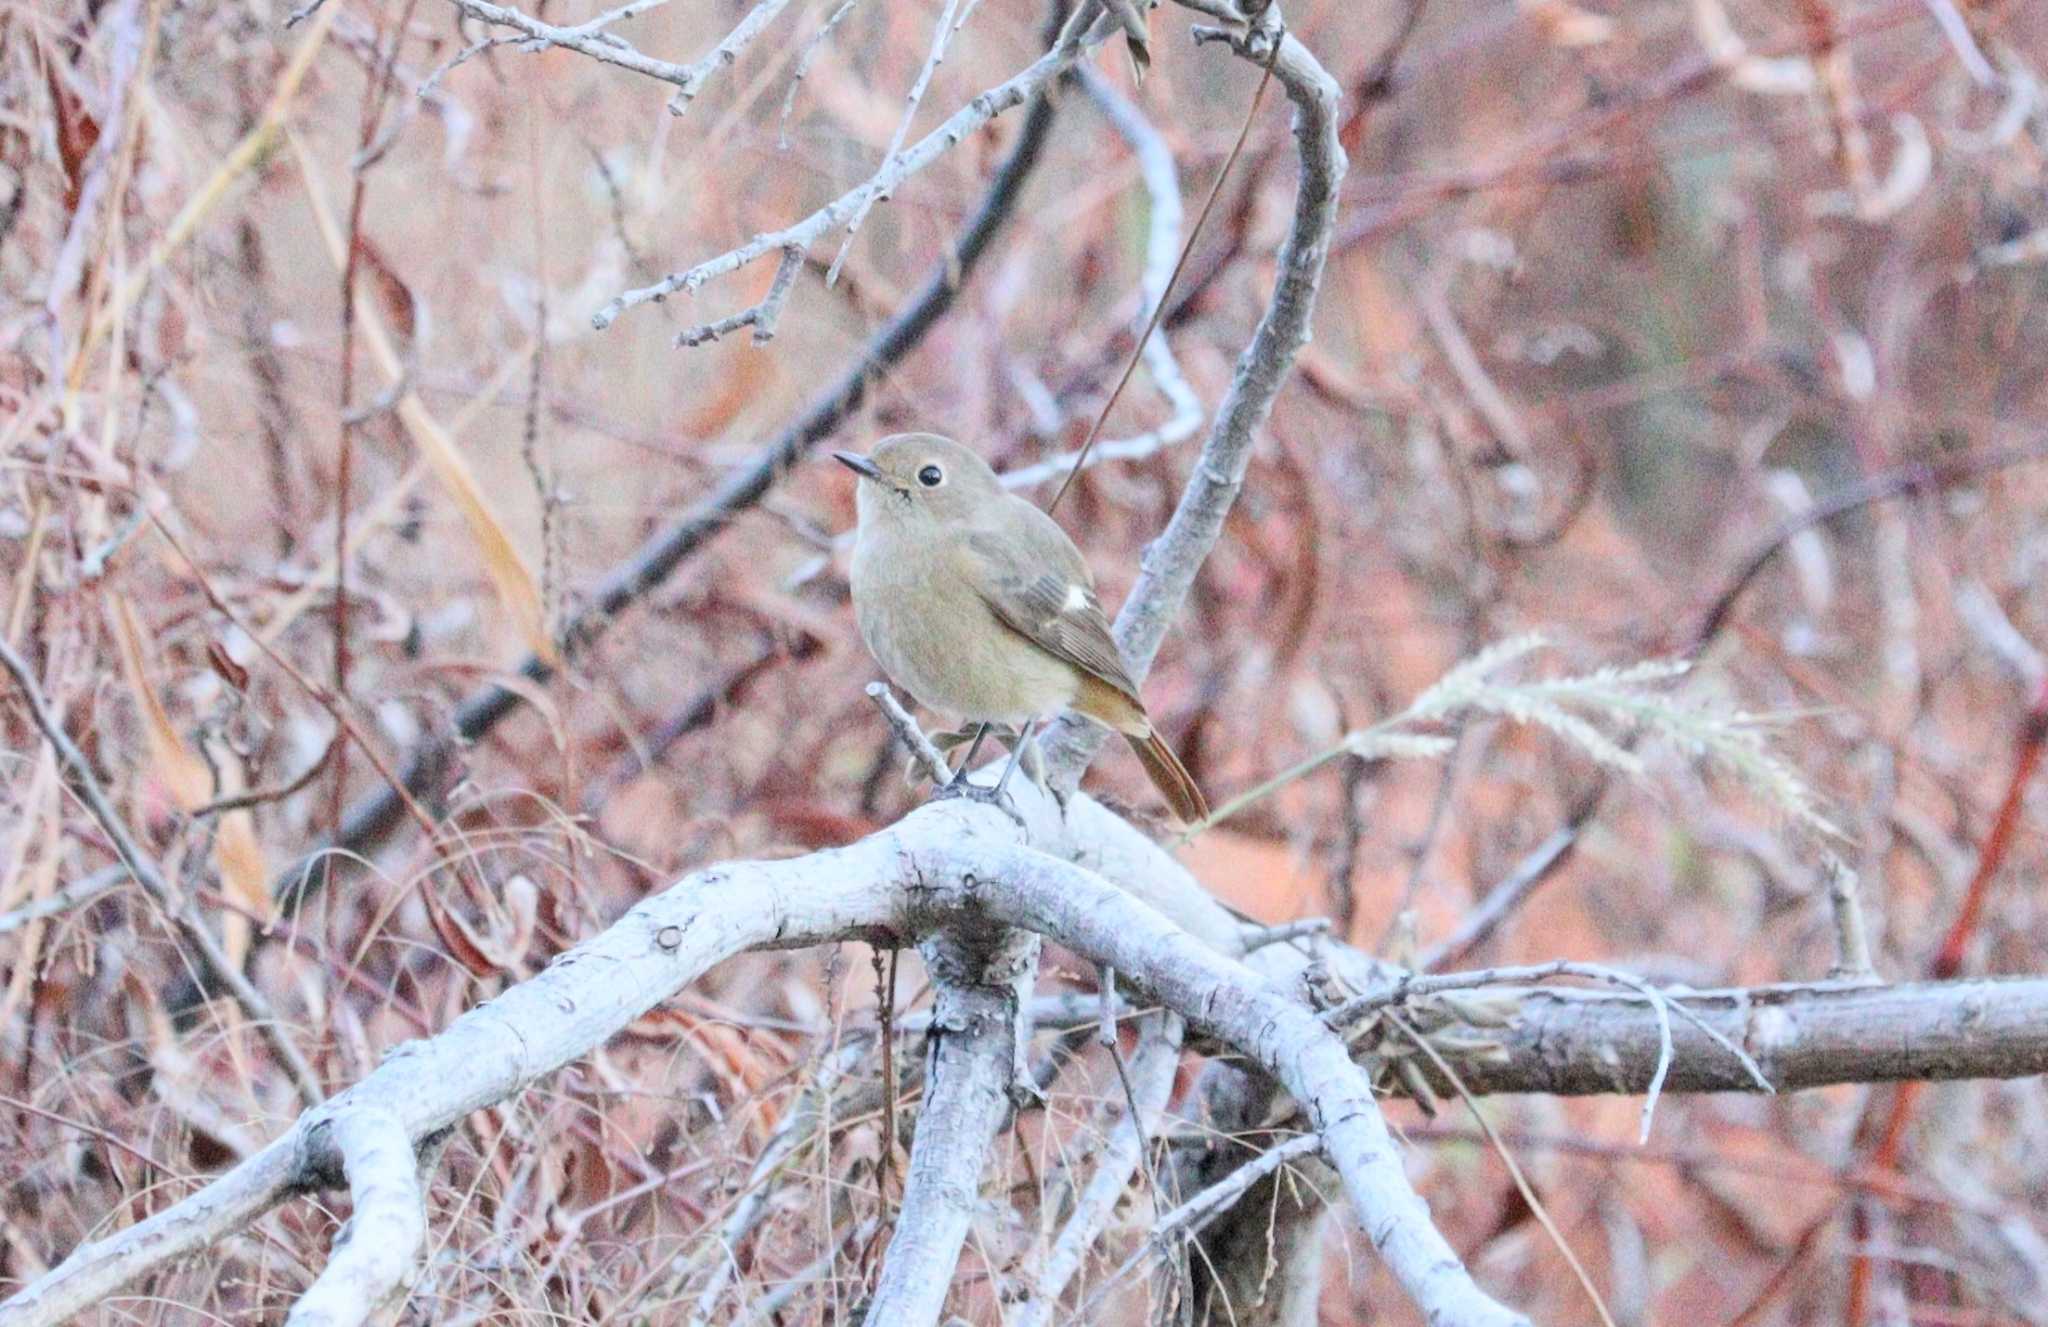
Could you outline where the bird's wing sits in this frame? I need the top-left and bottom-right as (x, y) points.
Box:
(957, 502), (1142, 703)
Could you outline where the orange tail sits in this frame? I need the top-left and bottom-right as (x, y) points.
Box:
(1125, 726), (1208, 824)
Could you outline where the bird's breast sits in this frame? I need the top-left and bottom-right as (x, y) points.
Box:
(850, 534), (1077, 724)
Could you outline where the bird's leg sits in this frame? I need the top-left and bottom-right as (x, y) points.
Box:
(946, 722), (993, 790)
(929, 720), (1025, 828)
(991, 716), (1041, 802)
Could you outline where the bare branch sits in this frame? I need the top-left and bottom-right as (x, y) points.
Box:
(866, 926), (1039, 1325)
(19, 759), (2048, 1326)
(779, 0), (869, 142)
(591, 15), (1107, 332)
(1825, 854), (1878, 982)
(673, 246), (802, 347)
(1109, 1132), (1321, 1287)
(442, 0), (695, 93)
(0, 1136), (304, 1327)
(666, 0), (797, 115)
(285, 1109), (424, 1327)
(680, 1039), (871, 1323)
(0, 863), (121, 936)
(869, 681), (953, 784)
(1105, 14), (1341, 682)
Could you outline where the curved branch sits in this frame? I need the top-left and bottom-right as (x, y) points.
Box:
(285, 1108), (423, 1327)
(913, 837), (1530, 1327)
(1, 844), (907, 1327)
(1111, 16), (1343, 681)
(1043, 12), (1345, 786)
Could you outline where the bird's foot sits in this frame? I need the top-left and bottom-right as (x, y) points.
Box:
(930, 771), (1026, 830)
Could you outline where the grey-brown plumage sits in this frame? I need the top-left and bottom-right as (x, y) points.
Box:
(836, 433), (1207, 823)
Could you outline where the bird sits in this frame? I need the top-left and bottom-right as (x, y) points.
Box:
(836, 432), (1208, 823)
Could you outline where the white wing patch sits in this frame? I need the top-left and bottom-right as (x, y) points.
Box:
(1062, 583), (1089, 612)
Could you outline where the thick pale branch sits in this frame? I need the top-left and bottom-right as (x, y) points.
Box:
(909, 837), (1530, 1327)
(866, 926), (1039, 1323)
(285, 1108), (423, 1327)
(1453, 976), (2048, 1096)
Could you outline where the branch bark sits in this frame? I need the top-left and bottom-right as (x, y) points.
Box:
(865, 925), (1038, 1322)
(1044, 9), (1345, 783)
(1447, 976), (2048, 1096)
(285, 1108), (423, 1327)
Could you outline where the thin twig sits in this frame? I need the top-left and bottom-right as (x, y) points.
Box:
(0, 635), (324, 1108)
(1044, 13), (1279, 515)
(825, 0), (972, 285)
(868, 682), (951, 785)
(1824, 854), (1877, 982)
(592, 15), (1108, 331)
(441, 0), (703, 96)
(673, 246), (803, 347)
(665, 0), (798, 115)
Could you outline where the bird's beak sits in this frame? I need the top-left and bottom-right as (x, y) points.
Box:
(833, 451), (883, 481)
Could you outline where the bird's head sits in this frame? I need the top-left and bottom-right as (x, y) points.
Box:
(835, 433), (1003, 530)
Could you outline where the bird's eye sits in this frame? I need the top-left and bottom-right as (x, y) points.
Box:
(917, 465), (944, 488)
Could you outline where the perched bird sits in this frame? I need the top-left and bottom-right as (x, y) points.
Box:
(836, 433), (1207, 823)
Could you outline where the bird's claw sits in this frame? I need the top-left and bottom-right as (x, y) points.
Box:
(930, 775), (1026, 829)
